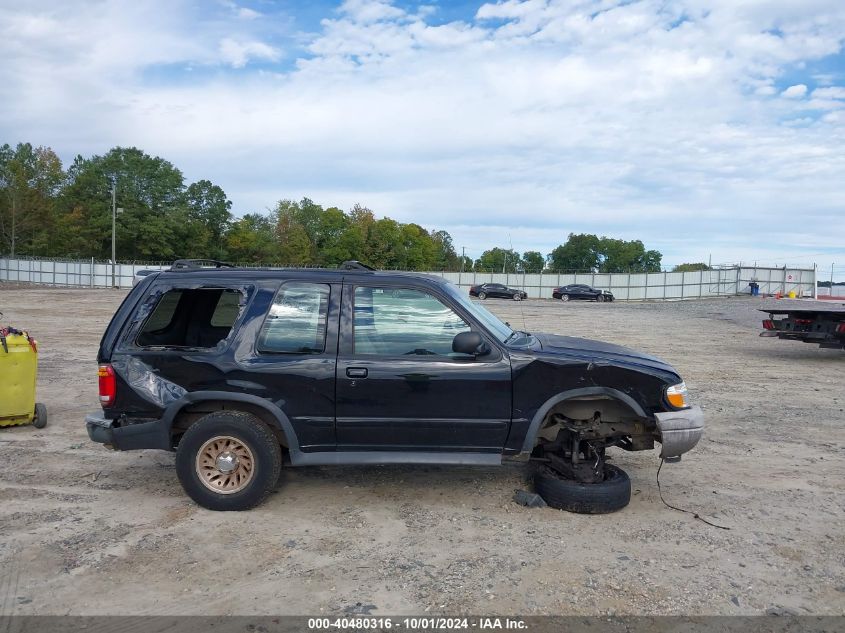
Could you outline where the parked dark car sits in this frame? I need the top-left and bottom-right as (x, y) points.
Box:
(469, 283), (528, 301)
(86, 260), (702, 512)
(552, 284), (614, 302)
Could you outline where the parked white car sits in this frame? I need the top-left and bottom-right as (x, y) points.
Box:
(132, 269), (157, 286)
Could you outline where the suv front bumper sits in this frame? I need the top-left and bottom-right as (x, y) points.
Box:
(86, 411), (171, 451)
(654, 406), (704, 458)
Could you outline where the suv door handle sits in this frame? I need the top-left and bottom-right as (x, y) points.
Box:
(346, 367), (368, 378)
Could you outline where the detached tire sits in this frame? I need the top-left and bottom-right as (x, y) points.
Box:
(534, 464), (631, 514)
(32, 403), (47, 429)
(175, 411), (282, 511)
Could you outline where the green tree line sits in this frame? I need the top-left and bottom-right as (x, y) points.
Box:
(0, 143), (662, 272)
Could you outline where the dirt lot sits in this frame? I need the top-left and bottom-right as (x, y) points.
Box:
(0, 287), (843, 616)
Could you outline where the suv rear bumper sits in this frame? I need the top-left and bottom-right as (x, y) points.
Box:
(86, 411), (115, 445)
(654, 406), (704, 458)
(86, 411), (171, 451)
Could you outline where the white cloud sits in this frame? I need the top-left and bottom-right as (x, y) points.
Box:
(219, 0), (262, 20)
(813, 86), (845, 99)
(238, 7), (261, 20)
(477, 0), (545, 21)
(1, 0), (845, 266)
(782, 84), (808, 98)
(803, 97), (845, 111)
(339, 0), (405, 24)
(219, 38), (281, 67)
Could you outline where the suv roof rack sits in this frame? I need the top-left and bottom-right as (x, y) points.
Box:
(170, 259), (236, 271)
(338, 260), (376, 271)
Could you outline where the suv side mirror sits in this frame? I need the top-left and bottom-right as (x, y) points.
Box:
(453, 331), (489, 356)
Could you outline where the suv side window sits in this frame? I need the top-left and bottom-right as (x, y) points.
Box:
(137, 287), (244, 349)
(258, 282), (330, 354)
(353, 286), (470, 356)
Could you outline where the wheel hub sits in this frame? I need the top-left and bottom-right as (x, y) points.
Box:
(216, 451), (238, 473)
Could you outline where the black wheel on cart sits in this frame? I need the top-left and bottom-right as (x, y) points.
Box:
(32, 403), (48, 429)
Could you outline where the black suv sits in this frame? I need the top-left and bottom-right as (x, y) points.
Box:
(86, 260), (703, 512)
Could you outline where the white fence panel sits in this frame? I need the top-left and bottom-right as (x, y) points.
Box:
(0, 257), (817, 300)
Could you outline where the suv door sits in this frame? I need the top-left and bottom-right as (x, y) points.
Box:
(235, 280), (340, 451)
(336, 283), (511, 452)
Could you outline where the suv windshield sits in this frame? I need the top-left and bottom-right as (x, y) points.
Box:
(442, 283), (514, 343)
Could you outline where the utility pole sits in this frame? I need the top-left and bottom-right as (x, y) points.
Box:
(10, 193), (15, 258)
(111, 182), (117, 288)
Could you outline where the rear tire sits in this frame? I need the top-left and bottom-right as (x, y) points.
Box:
(534, 464), (631, 514)
(478, 291), (487, 300)
(32, 403), (47, 428)
(175, 411), (282, 511)
(561, 294), (570, 302)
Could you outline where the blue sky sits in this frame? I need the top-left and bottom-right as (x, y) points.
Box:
(1, 0), (844, 269)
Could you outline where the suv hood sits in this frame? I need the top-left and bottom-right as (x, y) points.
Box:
(531, 332), (678, 377)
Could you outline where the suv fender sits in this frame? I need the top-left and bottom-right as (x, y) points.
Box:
(519, 386), (649, 455)
(162, 391), (300, 453)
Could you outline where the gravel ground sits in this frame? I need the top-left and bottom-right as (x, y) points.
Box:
(0, 287), (843, 616)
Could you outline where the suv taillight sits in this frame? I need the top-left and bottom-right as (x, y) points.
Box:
(98, 364), (116, 407)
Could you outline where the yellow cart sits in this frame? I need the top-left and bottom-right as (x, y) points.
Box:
(0, 328), (47, 428)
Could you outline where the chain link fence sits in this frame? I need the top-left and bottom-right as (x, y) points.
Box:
(816, 263), (845, 299)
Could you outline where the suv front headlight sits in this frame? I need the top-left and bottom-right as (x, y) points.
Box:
(665, 381), (689, 409)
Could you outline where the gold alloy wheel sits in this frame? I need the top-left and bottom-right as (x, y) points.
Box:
(195, 435), (255, 495)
